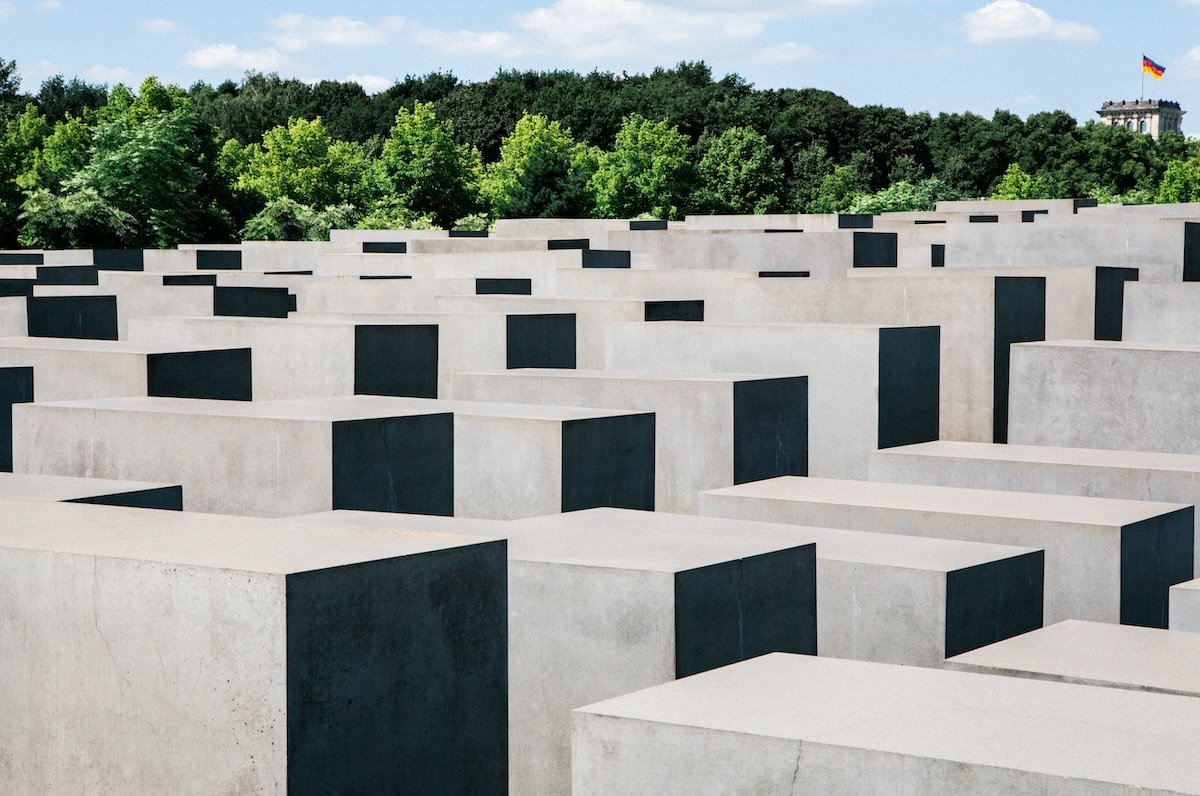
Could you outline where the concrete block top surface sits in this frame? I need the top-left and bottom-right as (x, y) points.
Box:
(576, 652), (1200, 791)
(0, 499), (497, 573)
(1017, 338), (1200, 354)
(459, 368), (800, 384)
(947, 620), (1200, 697)
(0, 472), (178, 501)
(877, 440), (1200, 473)
(0, 336), (236, 356)
(515, 508), (1035, 572)
(289, 509), (511, 538)
(1172, 578), (1200, 594)
(704, 476), (1190, 526)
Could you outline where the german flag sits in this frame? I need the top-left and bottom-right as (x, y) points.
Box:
(1143, 55), (1166, 79)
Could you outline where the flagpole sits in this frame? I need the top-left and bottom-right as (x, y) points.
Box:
(1141, 56), (1145, 100)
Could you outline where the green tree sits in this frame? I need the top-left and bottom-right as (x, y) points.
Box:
(590, 113), (694, 219)
(691, 125), (783, 214)
(0, 104), (51, 245)
(240, 197), (359, 241)
(1157, 159), (1200, 204)
(849, 177), (965, 214)
(481, 112), (596, 219)
(789, 142), (835, 212)
(18, 186), (136, 248)
(18, 113), (91, 192)
(808, 163), (869, 214)
(35, 75), (107, 122)
(380, 101), (481, 228)
(989, 163), (1037, 200)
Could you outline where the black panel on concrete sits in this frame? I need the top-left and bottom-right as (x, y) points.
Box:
(0, 366), (33, 472)
(838, 214), (873, 229)
(69, 485), (184, 511)
(0, 252), (42, 264)
(914, 219), (946, 225)
(286, 542), (507, 795)
(213, 286), (294, 318)
(944, 550), (1044, 658)
(1021, 210), (1049, 223)
(1185, 222), (1200, 282)
(733, 377), (808, 484)
(147, 348), (253, 401)
(547, 238), (589, 250)
(26, 295), (118, 340)
(92, 249), (144, 270)
(1074, 198), (1098, 213)
(931, 244), (945, 268)
(758, 271), (810, 278)
(1120, 507), (1195, 628)
(354, 325), (439, 399)
(475, 278), (532, 295)
(0, 279), (35, 297)
(992, 276), (1046, 444)
(629, 220), (668, 231)
(1094, 266), (1139, 341)
(561, 413), (655, 512)
(359, 274), (412, 280)
(674, 546), (817, 679)
(506, 313), (576, 369)
(582, 249), (631, 269)
(195, 250), (242, 270)
(852, 231), (898, 268)
(267, 270), (313, 276)
(878, 326), (941, 450)
(763, 228), (804, 234)
(163, 274), (217, 286)
(36, 265), (98, 285)
(362, 241), (407, 253)
(644, 300), (704, 322)
(332, 414), (454, 515)
(969, 215), (999, 223)
(448, 229), (488, 238)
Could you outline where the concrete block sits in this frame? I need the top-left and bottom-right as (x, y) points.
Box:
(604, 323), (937, 478)
(0, 472), (182, 510)
(572, 652), (1200, 795)
(1170, 579), (1200, 632)
(0, 296), (25, 335)
(0, 499), (506, 793)
(1123, 281), (1200, 344)
(947, 619), (1200, 697)
(699, 477), (1193, 627)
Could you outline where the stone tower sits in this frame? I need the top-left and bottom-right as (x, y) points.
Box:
(1097, 99), (1185, 140)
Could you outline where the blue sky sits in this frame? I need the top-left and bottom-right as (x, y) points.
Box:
(4, 1), (1200, 128)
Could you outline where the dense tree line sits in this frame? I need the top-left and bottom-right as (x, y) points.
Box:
(1, 56), (1199, 248)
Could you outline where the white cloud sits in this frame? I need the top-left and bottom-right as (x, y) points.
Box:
(408, 24), (519, 57)
(752, 41), (822, 65)
(266, 14), (402, 52)
(1174, 47), (1200, 78)
(138, 19), (178, 34)
(965, 1), (1099, 44)
(34, 0), (62, 10)
(1011, 92), (1039, 105)
(84, 64), (136, 84)
(0, 2), (15, 16)
(182, 44), (288, 72)
(346, 73), (392, 94)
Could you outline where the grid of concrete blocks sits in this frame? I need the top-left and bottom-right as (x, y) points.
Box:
(4, 201), (1200, 793)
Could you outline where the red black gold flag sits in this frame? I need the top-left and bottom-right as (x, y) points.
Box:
(1143, 55), (1166, 79)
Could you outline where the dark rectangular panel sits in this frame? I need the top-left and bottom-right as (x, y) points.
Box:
(763, 228), (804, 234)
(36, 265), (98, 285)
(362, 241), (407, 253)
(163, 274), (217, 286)
(1073, 198), (1098, 213)
(733, 376), (808, 484)
(213, 286), (293, 318)
(147, 348), (253, 401)
(629, 220), (667, 231)
(561, 413), (655, 512)
(506, 313), (576, 369)
(0, 366), (34, 472)
(913, 219), (946, 225)
(92, 249), (144, 270)
(448, 229), (488, 238)
(332, 414), (454, 515)
(581, 249), (631, 269)
(26, 295), (118, 340)
(644, 300), (704, 322)
(1094, 266), (1139, 341)
(286, 542), (507, 794)
(852, 231), (898, 268)
(358, 275), (412, 280)
(0, 279), (36, 297)
(838, 214), (873, 229)
(267, 270), (312, 276)
(878, 326), (941, 449)
(944, 550), (1044, 658)
(354, 325), (439, 399)
(475, 278), (532, 295)
(674, 546), (817, 679)
(195, 250), (242, 270)
(1184, 222), (1200, 282)
(0, 252), (42, 264)
(992, 276), (1046, 443)
(547, 238), (589, 250)
(931, 244), (945, 268)
(969, 215), (999, 223)
(757, 271), (810, 278)
(69, 485), (183, 511)
(1120, 507), (1195, 628)
(1021, 210), (1049, 223)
